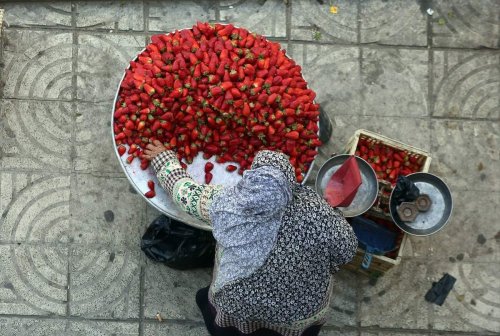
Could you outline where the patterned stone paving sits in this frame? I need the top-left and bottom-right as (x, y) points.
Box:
(0, 1), (498, 335)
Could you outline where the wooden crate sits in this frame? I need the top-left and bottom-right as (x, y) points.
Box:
(341, 129), (430, 275)
(344, 129), (431, 172)
(342, 217), (407, 276)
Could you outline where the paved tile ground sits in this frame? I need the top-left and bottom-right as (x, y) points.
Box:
(0, 1), (498, 335)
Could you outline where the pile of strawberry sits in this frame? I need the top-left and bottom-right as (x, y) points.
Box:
(355, 137), (425, 185)
(113, 22), (321, 185)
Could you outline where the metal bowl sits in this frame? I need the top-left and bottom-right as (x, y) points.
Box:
(389, 173), (453, 236)
(315, 155), (379, 217)
(111, 30), (321, 230)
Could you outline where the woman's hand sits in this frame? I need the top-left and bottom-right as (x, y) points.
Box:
(143, 140), (168, 161)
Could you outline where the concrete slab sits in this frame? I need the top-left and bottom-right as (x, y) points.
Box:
(220, 0), (287, 38)
(0, 99), (73, 171)
(428, 261), (500, 333)
(144, 321), (209, 336)
(287, 44), (362, 117)
(1, 29), (73, 100)
(429, 190), (500, 263)
(148, 1), (216, 33)
(361, 48), (429, 118)
(429, 120), (499, 192)
(143, 262), (211, 320)
(68, 246), (141, 319)
(0, 317), (139, 336)
(0, 245), (68, 316)
(291, 0), (358, 43)
(69, 174), (146, 247)
(359, 0), (428, 46)
(431, 0), (500, 49)
(74, 102), (123, 173)
(0, 317), (67, 336)
(76, 33), (145, 102)
(0, 173), (71, 244)
(359, 259), (431, 329)
(75, 1), (144, 31)
(325, 269), (358, 327)
(1, 2), (72, 28)
(432, 51), (499, 120)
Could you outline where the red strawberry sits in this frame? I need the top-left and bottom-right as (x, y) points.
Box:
(226, 165), (237, 172)
(205, 172), (213, 184)
(205, 162), (214, 173)
(117, 145), (126, 156)
(147, 180), (155, 191)
(144, 190), (156, 198)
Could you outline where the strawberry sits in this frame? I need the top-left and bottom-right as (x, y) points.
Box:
(144, 190), (156, 198)
(205, 172), (213, 184)
(226, 164), (237, 172)
(205, 162), (214, 173)
(115, 23), (321, 185)
(147, 180), (155, 191)
(117, 145), (126, 156)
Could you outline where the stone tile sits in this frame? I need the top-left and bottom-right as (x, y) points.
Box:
(68, 246), (141, 319)
(75, 1), (144, 31)
(361, 48), (429, 118)
(220, 0), (287, 38)
(147, 1), (216, 33)
(430, 120), (499, 192)
(0, 173), (71, 244)
(432, 51), (499, 119)
(143, 262), (212, 320)
(428, 191), (499, 263)
(70, 174), (146, 247)
(144, 322), (209, 336)
(1, 30), (73, 100)
(74, 101), (122, 173)
(0, 99), (73, 171)
(361, 332), (429, 336)
(326, 269), (358, 327)
(76, 33), (145, 102)
(291, 0), (358, 43)
(428, 262), (500, 333)
(359, 0), (427, 46)
(287, 44), (362, 117)
(400, 235), (435, 259)
(321, 330), (357, 336)
(0, 317), (139, 336)
(0, 245), (68, 316)
(1, 2), (72, 27)
(0, 317), (67, 336)
(432, 0), (500, 49)
(360, 259), (430, 329)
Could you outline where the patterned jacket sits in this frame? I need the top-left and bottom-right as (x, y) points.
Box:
(152, 150), (358, 336)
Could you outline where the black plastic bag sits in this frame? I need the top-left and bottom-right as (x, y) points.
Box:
(393, 175), (420, 204)
(141, 215), (216, 270)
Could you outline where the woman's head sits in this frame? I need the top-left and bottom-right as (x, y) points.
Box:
(251, 150), (296, 185)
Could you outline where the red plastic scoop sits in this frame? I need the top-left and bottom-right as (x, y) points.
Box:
(324, 156), (362, 207)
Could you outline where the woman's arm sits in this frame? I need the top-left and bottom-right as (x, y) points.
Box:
(328, 210), (358, 269)
(145, 141), (223, 224)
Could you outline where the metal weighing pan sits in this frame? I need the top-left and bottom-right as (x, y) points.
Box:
(315, 155), (379, 217)
(389, 173), (453, 236)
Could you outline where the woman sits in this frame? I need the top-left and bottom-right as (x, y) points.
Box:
(144, 140), (358, 336)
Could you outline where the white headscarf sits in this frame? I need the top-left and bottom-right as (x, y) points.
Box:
(210, 151), (294, 291)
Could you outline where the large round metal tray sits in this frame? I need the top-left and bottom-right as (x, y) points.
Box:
(315, 154), (378, 217)
(111, 34), (319, 230)
(389, 172), (453, 236)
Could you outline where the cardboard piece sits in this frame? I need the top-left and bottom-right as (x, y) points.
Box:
(324, 156), (362, 207)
